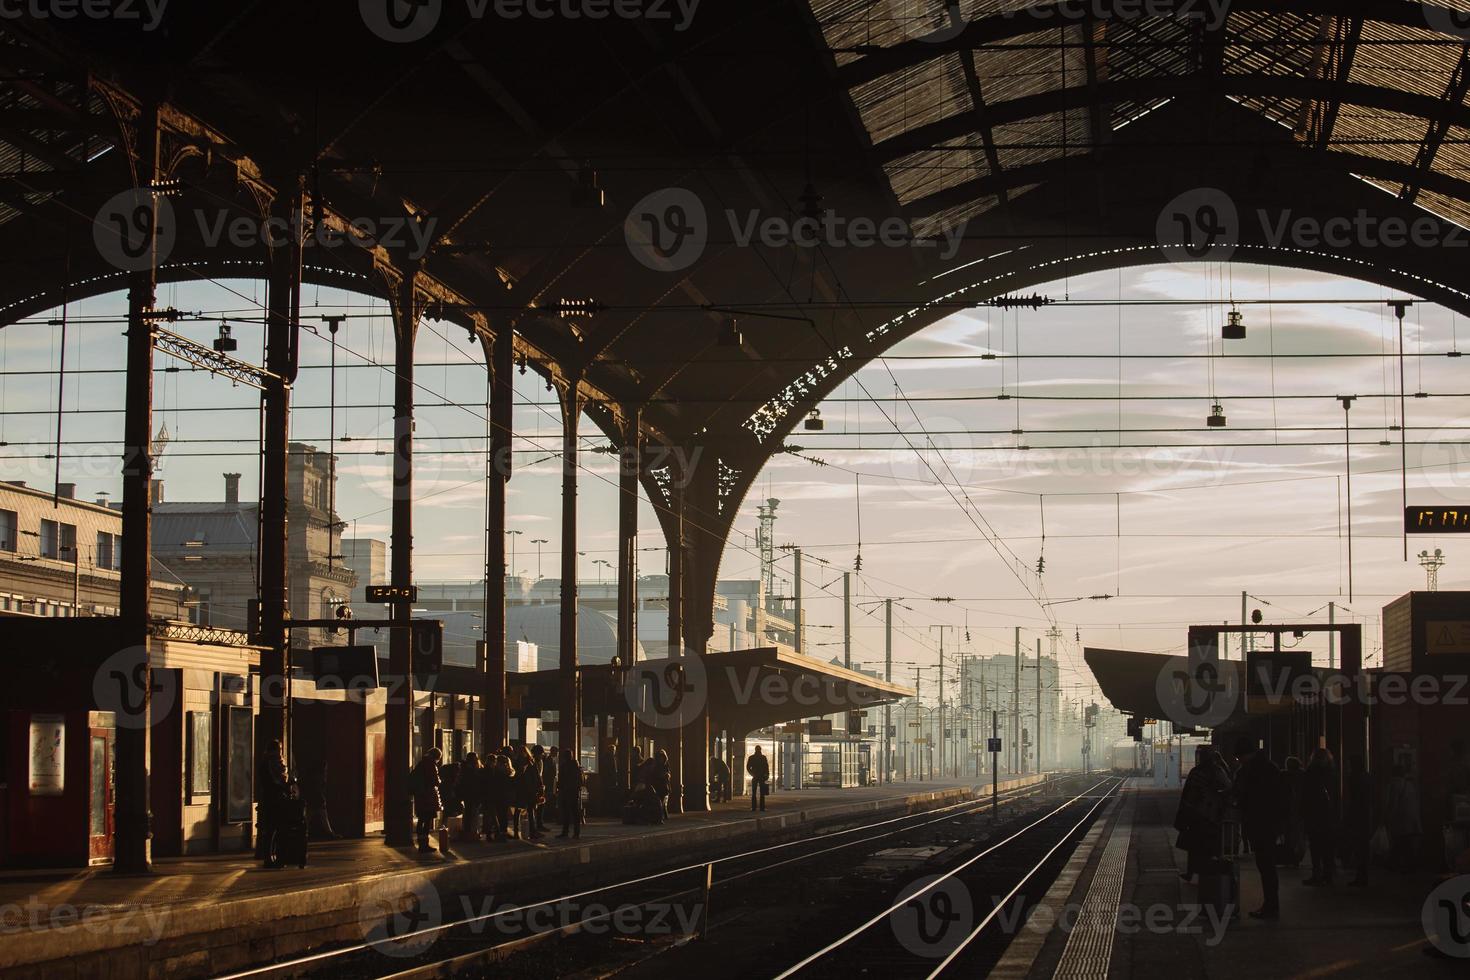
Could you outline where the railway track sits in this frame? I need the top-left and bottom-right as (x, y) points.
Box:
(216, 776), (1078, 979)
(771, 776), (1124, 979)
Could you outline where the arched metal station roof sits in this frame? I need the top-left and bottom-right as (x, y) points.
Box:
(3, 1), (1470, 552)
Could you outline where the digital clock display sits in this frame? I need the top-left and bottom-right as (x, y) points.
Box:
(1406, 506), (1470, 533)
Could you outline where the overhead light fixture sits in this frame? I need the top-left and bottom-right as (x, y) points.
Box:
(804, 409), (824, 431)
(1222, 307), (1245, 340)
(213, 323), (236, 353)
(1207, 403), (1226, 427)
(518, 355), (527, 375)
(719, 317), (742, 347)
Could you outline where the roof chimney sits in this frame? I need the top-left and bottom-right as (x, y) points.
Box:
(56, 482), (75, 499)
(224, 472), (241, 504)
(149, 479), (164, 505)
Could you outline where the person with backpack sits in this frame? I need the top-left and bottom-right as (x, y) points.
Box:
(746, 745), (770, 812)
(409, 747), (443, 855)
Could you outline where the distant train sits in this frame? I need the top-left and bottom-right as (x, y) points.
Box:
(1107, 737), (1211, 778)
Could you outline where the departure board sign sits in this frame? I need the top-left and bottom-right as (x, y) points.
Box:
(365, 584), (418, 602)
(1406, 506), (1470, 533)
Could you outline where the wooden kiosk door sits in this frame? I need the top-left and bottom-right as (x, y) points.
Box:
(88, 727), (115, 864)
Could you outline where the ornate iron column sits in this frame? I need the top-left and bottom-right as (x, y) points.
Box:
(114, 103), (160, 873)
(615, 413), (642, 795)
(557, 373), (583, 762)
(481, 321), (513, 750)
(384, 269), (421, 848)
(258, 178), (303, 763)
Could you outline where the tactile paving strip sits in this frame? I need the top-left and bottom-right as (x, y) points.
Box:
(1053, 786), (1136, 980)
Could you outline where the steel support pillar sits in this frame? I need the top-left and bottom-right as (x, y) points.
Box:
(481, 322), (513, 751)
(679, 447), (717, 813)
(384, 273), (420, 848)
(258, 180), (303, 766)
(615, 415), (642, 796)
(558, 376), (583, 762)
(115, 108), (161, 873)
(663, 466), (686, 814)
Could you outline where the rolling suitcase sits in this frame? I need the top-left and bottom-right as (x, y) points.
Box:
(277, 798), (309, 868)
(1198, 857), (1238, 924)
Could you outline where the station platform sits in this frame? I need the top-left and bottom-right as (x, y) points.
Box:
(997, 781), (1468, 979)
(0, 776), (1037, 979)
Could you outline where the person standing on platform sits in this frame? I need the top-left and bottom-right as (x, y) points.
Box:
(747, 745), (770, 813)
(409, 747), (443, 855)
(256, 739), (291, 868)
(710, 754), (732, 803)
(514, 746), (544, 841)
(540, 744), (558, 830)
(1302, 748), (1338, 885)
(558, 749), (584, 839)
(459, 753), (484, 842)
(600, 738), (620, 816)
(1175, 745), (1231, 882)
(487, 751), (513, 841)
(1343, 754), (1373, 886)
(1279, 756), (1305, 868)
(1232, 735), (1282, 919)
(651, 749), (672, 821)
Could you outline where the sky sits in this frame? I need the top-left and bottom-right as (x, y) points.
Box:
(1, 261), (1466, 708)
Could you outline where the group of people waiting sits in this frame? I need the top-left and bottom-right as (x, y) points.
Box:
(258, 737), (783, 864)
(409, 743), (585, 854)
(1175, 735), (1428, 920)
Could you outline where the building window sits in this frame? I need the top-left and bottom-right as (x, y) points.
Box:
(0, 510), (15, 552)
(96, 530), (113, 570)
(39, 520), (76, 560)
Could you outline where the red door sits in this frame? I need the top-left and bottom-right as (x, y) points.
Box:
(88, 729), (114, 864)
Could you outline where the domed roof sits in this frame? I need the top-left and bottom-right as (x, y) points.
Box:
(506, 603), (639, 671)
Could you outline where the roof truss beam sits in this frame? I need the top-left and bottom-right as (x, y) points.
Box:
(838, 0), (1455, 88)
(873, 74), (1470, 164)
(1401, 43), (1470, 205)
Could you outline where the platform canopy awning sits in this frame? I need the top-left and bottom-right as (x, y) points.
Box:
(1084, 646), (1247, 723)
(509, 646), (914, 736)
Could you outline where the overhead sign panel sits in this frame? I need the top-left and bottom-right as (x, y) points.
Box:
(1406, 506), (1470, 533)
